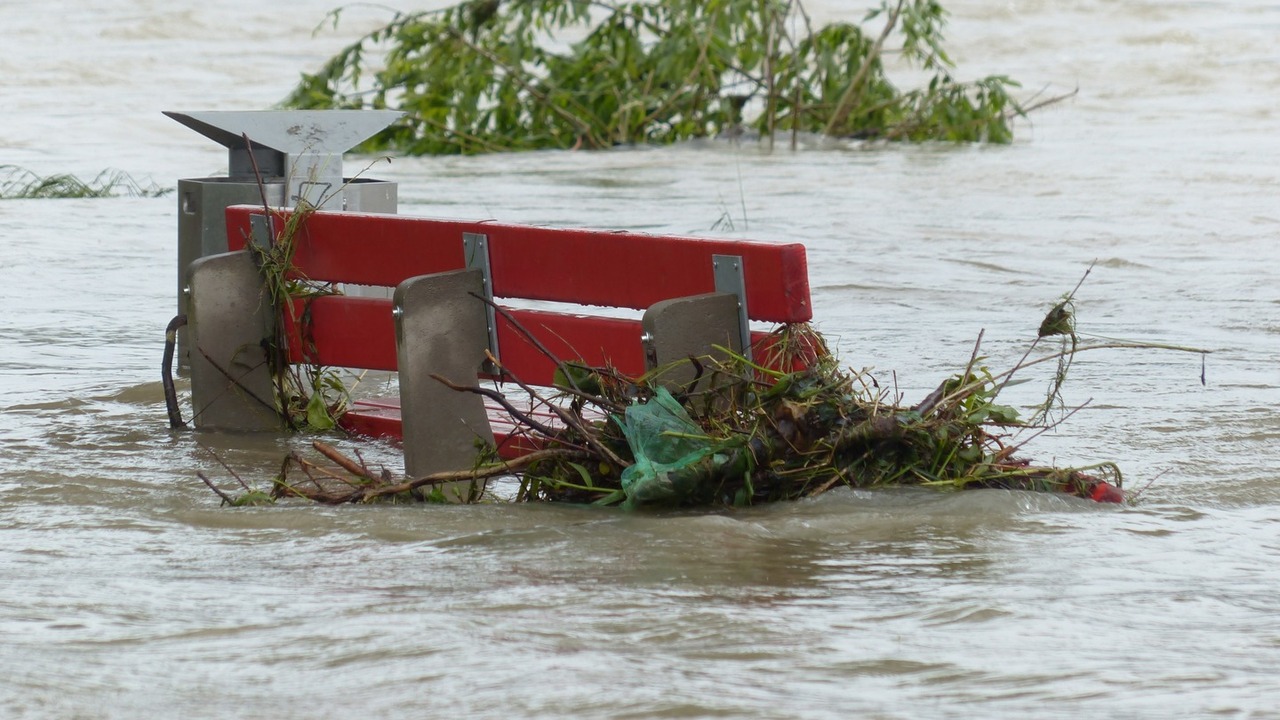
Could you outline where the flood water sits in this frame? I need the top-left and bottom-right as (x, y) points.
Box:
(3, 1), (1279, 717)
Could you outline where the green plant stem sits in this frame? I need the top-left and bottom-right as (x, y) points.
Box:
(928, 341), (1211, 419)
(824, 0), (904, 135)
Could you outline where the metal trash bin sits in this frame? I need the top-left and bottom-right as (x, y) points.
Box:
(166, 109), (403, 366)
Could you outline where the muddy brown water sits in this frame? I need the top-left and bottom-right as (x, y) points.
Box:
(2, 1), (1279, 717)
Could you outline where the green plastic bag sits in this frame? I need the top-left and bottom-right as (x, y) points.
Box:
(615, 388), (722, 507)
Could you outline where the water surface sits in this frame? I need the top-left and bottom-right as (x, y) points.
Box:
(2, 1), (1279, 717)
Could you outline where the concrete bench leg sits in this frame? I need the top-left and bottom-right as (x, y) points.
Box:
(642, 292), (743, 392)
(186, 250), (281, 432)
(395, 268), (495, 502)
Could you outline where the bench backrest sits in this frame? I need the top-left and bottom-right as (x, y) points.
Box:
(224, 205), (812, 386)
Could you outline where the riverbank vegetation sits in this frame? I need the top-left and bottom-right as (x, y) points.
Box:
(285, 0), (1045, 154)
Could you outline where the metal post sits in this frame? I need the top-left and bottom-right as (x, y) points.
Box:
(167, 110), (404, 368)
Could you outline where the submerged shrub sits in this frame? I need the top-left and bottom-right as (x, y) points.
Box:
(285, 0), (1026, 154)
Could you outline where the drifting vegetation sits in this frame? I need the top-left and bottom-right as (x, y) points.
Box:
(0, 165), (169, 199)
(285, 0), (1037, 154)
(252, 329), (1123, 507)
(195, 263), (1207, 509)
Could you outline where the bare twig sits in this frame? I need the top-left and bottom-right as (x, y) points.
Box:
(916, 328), (987, 415)
(198, 441), (253, 493)
(1126, 468), (1169, 502)
(312, 440), (377, 481)
(355, 448), (593, 502)
(1007, 398), (1093, 453)
(483, 349), (631, 469)
(197, 471), (237, 506)
(1019, 86), (1079, 115)
(430, 373), (565, 439)
(468, 292), (624, 413)
(243, 133), (273, 217)
(806, 465), (850, 498)
(291, 451), (365, 487)
(961, 329), (986, 384)
(930, 341), (1211, 418)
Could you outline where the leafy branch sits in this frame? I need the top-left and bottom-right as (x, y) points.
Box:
(285, 0), (1055, 154)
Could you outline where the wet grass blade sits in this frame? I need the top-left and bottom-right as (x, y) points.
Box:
(0, 165), (170, 199)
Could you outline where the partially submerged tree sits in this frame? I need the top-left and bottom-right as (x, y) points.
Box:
(285, 0), (1027, 154)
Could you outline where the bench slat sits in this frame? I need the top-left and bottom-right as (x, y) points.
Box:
(283, 296), (398, 371)
(492, 308), (647, 385)
(282, 295), (646, 387)
(340, 398), (548, 459)
(226, 206), (812, 323)
(284, 293), (793, 390)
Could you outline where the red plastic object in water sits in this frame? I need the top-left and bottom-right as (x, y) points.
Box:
(1089, 481), (1126, 504)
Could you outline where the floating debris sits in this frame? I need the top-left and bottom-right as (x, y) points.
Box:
(0, 164), (169, 199)
(197, 272), (1209, 510)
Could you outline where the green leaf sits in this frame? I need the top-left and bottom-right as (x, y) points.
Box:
(305, 391), (336, 431)
(986, 404), (1021, 425)
(553, 364), (601, 394)
(566, 461), (596, 488)
(231, 490), (275, 507)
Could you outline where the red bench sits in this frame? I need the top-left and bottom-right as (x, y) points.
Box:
(185, 205), (813, 497)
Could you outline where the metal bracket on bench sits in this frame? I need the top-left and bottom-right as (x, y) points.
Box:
(248, 212), (276, 251)
(463, 232), (500, 372)
(712, 254), (752, 361)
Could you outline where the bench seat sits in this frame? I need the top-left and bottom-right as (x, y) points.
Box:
(344, 393), (613, 458)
